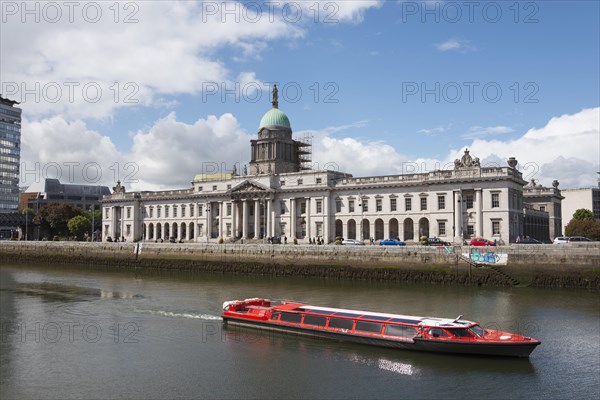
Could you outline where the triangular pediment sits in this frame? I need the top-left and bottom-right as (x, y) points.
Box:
(229, 180), (270, 194)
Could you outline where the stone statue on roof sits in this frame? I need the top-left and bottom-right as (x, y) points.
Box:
(272, 84), (278, 109)
(112, 181), (126, 194)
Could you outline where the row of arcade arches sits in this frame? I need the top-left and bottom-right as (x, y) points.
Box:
(142, 222), (196, 241)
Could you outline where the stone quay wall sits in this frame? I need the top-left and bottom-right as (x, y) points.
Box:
(1, 241), (598, 289)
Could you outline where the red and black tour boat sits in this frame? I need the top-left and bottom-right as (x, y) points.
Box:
(222, 298), (540, 357)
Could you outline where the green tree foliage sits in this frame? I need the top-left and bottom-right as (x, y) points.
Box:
(68, 215), (92, 240)
(33, 203), (84, 239)
(565, 219), (600, 241)
(572, 208), (595, 221)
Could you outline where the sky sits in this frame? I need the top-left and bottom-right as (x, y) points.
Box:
(1, 0), (599, 190)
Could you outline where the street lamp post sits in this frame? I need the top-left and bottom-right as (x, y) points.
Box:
(359, 192), (363, 242)
(206, 203), (210, 244)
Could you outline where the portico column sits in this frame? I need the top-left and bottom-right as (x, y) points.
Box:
(254, 200), (260, 239)
(476, 189), (483, 237)
(454, 191), (462, 242)
(290, 198), (296, 239)
(219, 202), (224, 238)
(206, 202), (211, 240)
(266, 200), (272, 238)
(242, 200), (248, 239)
(306, 198), (311, 241)
(323, 195), (330, 243)
(232, 201), (237, 238)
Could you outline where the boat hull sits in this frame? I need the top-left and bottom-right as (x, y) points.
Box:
(222, 316), (538, 357)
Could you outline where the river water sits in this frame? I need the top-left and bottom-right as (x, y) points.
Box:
(0, 263), (598, 399)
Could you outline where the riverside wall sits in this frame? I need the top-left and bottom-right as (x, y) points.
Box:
(1, 241), (598, 289)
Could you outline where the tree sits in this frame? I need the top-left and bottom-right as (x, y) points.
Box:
(572, 208), (595, 221)
(68, 215), (92, 240)
(34, 203), (84, 239)
(565, 219), (600, 241)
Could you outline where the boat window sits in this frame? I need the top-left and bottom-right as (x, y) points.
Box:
(447, 329), (473, 337)
(428, 328), (449, 338)
(270, 312), (280, 321)
(361, 315), (391, 322)
(328, 318), (354, 330)
(389, 318), (420, 325)
(303, 315), (327, 327)
(468, 325), (486, 337)
(355, 321), (383, 334)
(385, 325), (417, 338)
(334, 312), (361, 318)
(280, 312), (302, 323)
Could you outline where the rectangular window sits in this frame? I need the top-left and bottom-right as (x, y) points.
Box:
(280, 312), (302, 323)
(316, 222), (323, 237)
(376, 199), (382, 212)
(181, 206), (186, 218)
(165, 206), (169, 218)
(280, 180), (285, 186)
(362, 200), (368, 212)
(226, 223), (232, 237)
(316, 178), (322, 184)
(126, 207), (131, 219)
(438, 195), (445, 210)
(173, 207), (178, 218)
(104, 208), (109, 219)
(349, 200), (355, 213)
(467, 225), (474, 235)
(297, 179), (303, 185)
(126, 224), (131, 236)
(198, 186), (203, 192)
(405, 198), (412, 211)
(148, 207), (153, 218)
(466, 194), (474, 209)
(227, 184), (231, 190)
(157, 207), (161, 218)
(190, 205), (194, 217)
(280, 223), (286, 235)
(198, 224), (203, 236)
(104, 224), (109, 235)
(438, 222), (446, 236)
(336, 199), (342, 213)
(491, 193), (500, 208)
(300, 202), (306, 214)
(280, 201), (286, 215)
(390, 198), (397, 212)
(227, 203), (232, 216)
(539, 206), (546, 212)
(328, 318), (354, 330)
(212, 185), (217, 191)
(384, 325), (417, 338)
(492, 221), (500, 235)
(420, 197), (427, 211)
(198, 205), (203, 216)
(303, 315), (327, 327)
(355, 321), (383, 334)
(316, 200), (322, 213)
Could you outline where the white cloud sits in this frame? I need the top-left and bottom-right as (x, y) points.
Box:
(435, 38), (476, 53)
(418, 126), (448, 135)
(462, 126), (514, 139)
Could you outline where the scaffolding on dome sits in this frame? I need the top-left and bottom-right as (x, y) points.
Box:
(295, 133), (313, 171)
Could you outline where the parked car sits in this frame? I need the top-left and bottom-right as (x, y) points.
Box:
(517, 237), (543, 244)
(568, 236), (592, 243)
(427, 237), (452, 246)
(342, 239), (365, 246)
(469, 238), (496, 246)
(553, 236), (570, 244)
(379, 238), (406, 246)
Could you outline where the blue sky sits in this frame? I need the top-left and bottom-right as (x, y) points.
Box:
(2, 1), (599, 189)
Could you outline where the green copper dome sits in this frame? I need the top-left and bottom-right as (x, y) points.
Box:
(259, 108), (291, 130)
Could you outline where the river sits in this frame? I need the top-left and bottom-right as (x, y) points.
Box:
(0, 263), (598, 399)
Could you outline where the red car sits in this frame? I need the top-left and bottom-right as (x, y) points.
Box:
(469, 238), (496, 246)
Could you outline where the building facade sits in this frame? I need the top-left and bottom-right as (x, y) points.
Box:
(102, 91), (529, 244)
(522, 179), (563, 241)
(22, 178), (111, 213)
(0, 95), (22, 239)
(0, 95), (21, 213)
(561, 184), (600, 232)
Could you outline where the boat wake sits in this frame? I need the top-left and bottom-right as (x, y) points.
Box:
(134, 308), (222, 321)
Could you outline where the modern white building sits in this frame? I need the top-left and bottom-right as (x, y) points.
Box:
(101, 88), (528, 244)
(561, 183), (600, 232)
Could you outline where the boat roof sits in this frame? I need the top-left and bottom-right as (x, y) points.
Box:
(278, 303), (475, 328)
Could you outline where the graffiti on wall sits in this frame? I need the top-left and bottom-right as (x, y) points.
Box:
(462, 248), (508, 265)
